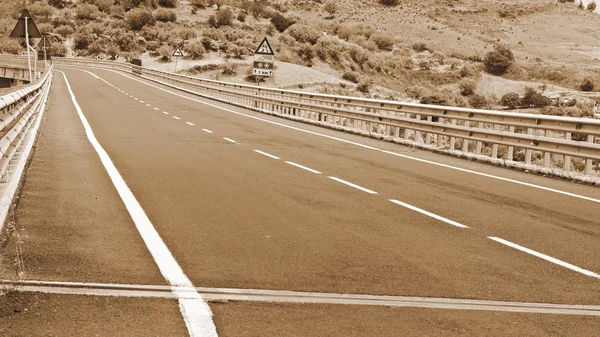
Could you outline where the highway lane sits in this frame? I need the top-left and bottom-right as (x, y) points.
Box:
(76, 67), (600, 276)
(54, 67), (600, 308)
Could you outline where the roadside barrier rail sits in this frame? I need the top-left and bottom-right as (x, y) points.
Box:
(49, 57), (600, 181)
(0, 64), (53, 180)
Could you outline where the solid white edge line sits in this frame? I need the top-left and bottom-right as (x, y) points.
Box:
(186, 122), (195, 126)
(328, 176), (378, 194)
(254, 150), (280, 160)
(488, 237), (600, 279)
(285, 161), (322, 174)
(58, 71), (218, 337)
(202, 129), (213, 134)
(67, 67), (600, 204)
(223, 137), (236, 143)
(389, 199), (469, 229)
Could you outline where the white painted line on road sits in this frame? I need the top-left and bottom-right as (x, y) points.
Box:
(389, 199), (469, 229)
(154, 107), (159, 111)
(134, 97), (138, 100)
(223, 137), (237, 143)
(146, 104), (152, 107)
(140, 100), (144, 103)
(202, 129), (213, 134)
(58, 71), (218, 337)
(173, 116), (181, 120)
(254, 150), (280, 160)
(163, 111), (169, 115)
(285, 161), (321, 174)
(7, 279), (600, 316)
(488, 237), (600, 279)
(97, 71), (600, 205)
(328, 177), (378, 194)
(186, 122), (195, 126)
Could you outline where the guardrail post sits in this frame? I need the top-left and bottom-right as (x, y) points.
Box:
(476, 122), (483, 155)
(543, 130), (552, 168)
(586, 135), (594, 175)
(492, 125), (499, 158)
(564, 132), (571, 171)
(507, 126), (515, 160)
(425, 116), (432, 145)
(525, 128), (533, 165)
(415, 115), (422, 143)
(450, 119), (456, 150)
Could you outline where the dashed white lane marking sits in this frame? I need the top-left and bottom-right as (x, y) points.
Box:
(93, 69), (600, 205)
(254, 150), (280, 160)
(59, 71), (218, 337)
(328, 177), (378, 194)
(154, 107), (159, 110)
(173, 116), (181, 120)
(186, 122), (194, 126)
(134, 97), (138, 100)
(202, 129), (213, 134)
(488, 237), (600, 279)
(163, 111), (169, 115)
(146, 104), (152, 107)
(389, 199), (469, 229)
(140, 100), (144, 103)
(223, 137), (237, 143)
(285, 161), (321, 174)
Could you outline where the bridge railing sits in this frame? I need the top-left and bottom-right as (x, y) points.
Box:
(52, 57), (600, 182)
(0, 63), (53, 180)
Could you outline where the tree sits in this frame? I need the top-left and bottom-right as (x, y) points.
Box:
(483, 45), (514, 75)
(587, 1), (596, 11)
(208, 8), (233, 28)
(270, 12), (293, 32)
(500, 92), (521, 109)
(522, 87), (551, 108)
(126, 8), (154, 30)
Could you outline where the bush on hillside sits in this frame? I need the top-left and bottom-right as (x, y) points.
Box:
(357, 79), (373, 94)
(522, 87), (551, 107)
(580, 77), (594, 91)
(483, 45), (514, 75)
(342, 72), (360, 83)
(500, 92), (521, 109)
(158, 0), (179, 8)
(155, 8), (177, 22)
(587, 1), (597, 11)
(468, 94), (489, 109)
(459, 79), (476, 96)
(237, 12), (247, 22)
(76, 3), (101, 20)
(184, 39), (205, 59)
(55, 25), (75, 37)
(127, 8), (154, 30)
(412, 42), (428, 52)
(324, 2), (337, 17)
(287, 24), (321, 45)
(369, 33), (395, 50)
(208, 8), (233, 28)
(379, 0), (399, 5)
(271, 12), (293, 32)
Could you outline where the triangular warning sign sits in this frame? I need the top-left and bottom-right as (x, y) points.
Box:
(172, 48), (184, 57)
(10, 9), (42, 39)
(254, 37), (274, 56)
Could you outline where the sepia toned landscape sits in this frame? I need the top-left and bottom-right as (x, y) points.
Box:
(0, 1), (599, 336)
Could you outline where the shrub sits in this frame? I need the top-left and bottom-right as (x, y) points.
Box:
(412, 42), (428, 52)
(357, 79), (373, 94)
(459, 66), (471, 77)
(157, 45), (172, 61)
(349, 46), (369, 65)
(184, 39), (205, 59)
(342, 71), (360, 83)
(208, 8), (233, 28)
(55, 25), (75, 37)
(500, 92), (521, 109)
(379, 0), (399, 5)
(48, 0), (68, 8)
(419, 60), (431, 70)
(127, 8), (154, 30)
(49, 42), (67, 56)
(459, 79), (477, 96)
(580, 77), (594, 91)
(297, 44), (315, 61)
(483, 45), (514, 75)
(158, 0), (179, 8)
(75, 3), (101, 20)
(522, 87), (551, 108)
(237, 12), (247, 22)
(468, 94), (489, 109)
(587, 1), (597, 11)
(73, 31), (93, 50)
(420, 95), (447, 105)
(370, 33), (395, 50)
(271, 12), (293, 33)
(287, 24), (321, 45)
(324, 2), (337, 17)
(155, 9), (177, 22)
(0, 38), (22, 54)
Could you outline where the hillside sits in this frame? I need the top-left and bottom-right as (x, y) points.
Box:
(1, 0), (599, 117)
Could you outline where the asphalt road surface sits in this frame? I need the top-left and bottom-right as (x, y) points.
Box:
(0, 66), (599, 336)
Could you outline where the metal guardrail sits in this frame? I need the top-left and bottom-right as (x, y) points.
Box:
(49, 57), (600, 181)
(0, 63), (53, 180)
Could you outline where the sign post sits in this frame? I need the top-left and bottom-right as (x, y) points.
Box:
(172, 47), (184, 73)
(252, 37), (275, 81)
(9, 9), (42, 82)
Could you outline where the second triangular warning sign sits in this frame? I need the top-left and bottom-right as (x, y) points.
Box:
(254, 37), (274, 56)
(172, 48), (184, 57)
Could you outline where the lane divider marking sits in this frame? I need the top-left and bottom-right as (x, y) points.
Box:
(223, 137), (237, 143)
(489, 237), (600, 279)
(186, 122), (195, 126)
(154, 107), (159, 111)
(58, 71), (218, 337)
(285, 161), (322, 174)
(202, 129), (213, 134)
(389, 199), (469, 229)
(254, 150), (280, 160)
(163, 111), (169, 115)
(328, 177), (378, 194)
(173, 116), (180, 120)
